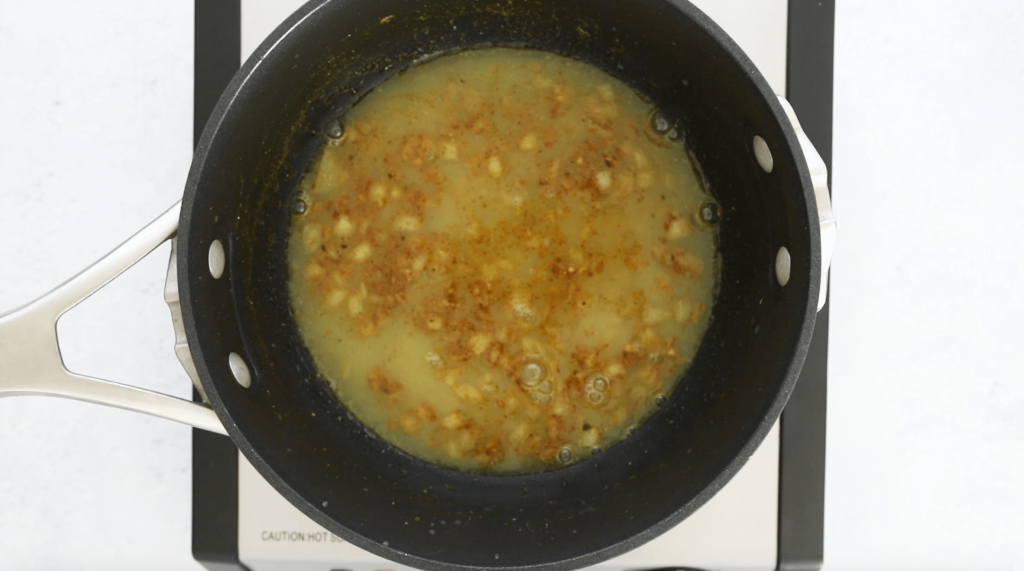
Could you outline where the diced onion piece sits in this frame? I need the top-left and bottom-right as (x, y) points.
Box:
(441, 142), (459, 160)
(400, 415), (420, 434)
(442, 411), (467, 429)
(519, 132), (538, 151)
(605, 362), (625, 377)
(643, 306), (671, 325)
(667, 218), (692, 240)
(637, 171), (655, 189)
(347, 296), (364, 316)
(370, 182), (387, 205)
(455, 384), (482, 402)
(412, 255), (427, 272)
(469, 333), (493, 355)
(488, 156), (504, 178)
(351, 242), (373, 262)
(325, 289), (347, 308)
(334, 216), (355, 237)
(303, 262), (324, 280)
(393, 214), (421, 232)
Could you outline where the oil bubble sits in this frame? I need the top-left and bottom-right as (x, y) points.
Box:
(512, 303), (534, 319)
(557, 447), (574, 464)
(529, 392), (552, 406)
(586, 373), (609, 393)
(325, 118), (345, 140)
(426, 352), (442, 368)
(290, 198), (307, 215)
(650, 110), (671, 134)
(591, 446), (602, 456)
(655, 394), (668, 407)
(521, 357), (547, 387)
(584, 373), (609, 406)
(698, 201), (721, 225)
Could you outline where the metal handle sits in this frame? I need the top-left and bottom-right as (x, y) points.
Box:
(777, 95), (836, 312)
(0, 201), (227, 435)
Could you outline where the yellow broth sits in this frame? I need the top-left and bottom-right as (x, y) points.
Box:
(287, 48), (718, 473)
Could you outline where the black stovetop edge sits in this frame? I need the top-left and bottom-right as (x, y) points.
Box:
(191, 1), (244, 570)
(778, 1), (833, 570)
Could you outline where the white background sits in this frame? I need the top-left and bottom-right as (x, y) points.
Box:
(1, 1), (1022, 570)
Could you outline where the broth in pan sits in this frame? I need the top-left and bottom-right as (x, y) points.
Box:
(287, 48), (719, 473)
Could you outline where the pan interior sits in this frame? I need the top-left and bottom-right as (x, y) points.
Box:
(179, 0), (817, 569)
(285, 46), (722, 475)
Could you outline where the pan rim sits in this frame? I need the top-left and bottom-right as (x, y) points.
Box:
(178, 0), (821, 569)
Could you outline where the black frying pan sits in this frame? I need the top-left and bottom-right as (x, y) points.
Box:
(179, 0), (820, 570)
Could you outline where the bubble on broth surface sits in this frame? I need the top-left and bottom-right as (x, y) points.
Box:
(650, 110), (671, 134)
(521, 357), (547, 387)
(557, 447), (574, 464)
(698, 201), (722, 225)
(587, 374), (609, 393)
(324, 117), (345, 140)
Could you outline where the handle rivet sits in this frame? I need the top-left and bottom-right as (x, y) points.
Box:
(753, 135), (774, 173)
(208, 240), (225, 279)
(776, 247), (791, 287)
(228, 352), (251, 388)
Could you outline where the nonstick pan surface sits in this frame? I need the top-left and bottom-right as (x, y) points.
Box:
(178, 1), (820, 570)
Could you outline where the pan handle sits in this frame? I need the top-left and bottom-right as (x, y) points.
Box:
(0, 202), (227, 435)
(777, 96), (836, 312)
